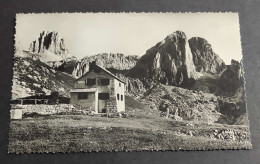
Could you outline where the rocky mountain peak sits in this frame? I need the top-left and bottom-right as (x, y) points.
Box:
(29, 31), (71, 61)
(165, 30), (186, 41)
(188, 37), (225, 74)
(128, 31), (197, 88)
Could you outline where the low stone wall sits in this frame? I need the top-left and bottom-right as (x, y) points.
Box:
(11, 104), (76, 115)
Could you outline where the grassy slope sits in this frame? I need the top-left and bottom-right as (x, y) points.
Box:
(8, 96), (251, 153)
(8, 115), (251, 153)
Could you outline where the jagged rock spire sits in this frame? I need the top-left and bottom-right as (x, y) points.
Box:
(29, 31), (71, 61)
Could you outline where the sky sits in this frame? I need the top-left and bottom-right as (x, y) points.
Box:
(16, 13), (242, 64)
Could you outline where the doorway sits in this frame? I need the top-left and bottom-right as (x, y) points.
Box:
(98, 93), (109, 113)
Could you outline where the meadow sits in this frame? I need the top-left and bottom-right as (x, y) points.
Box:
(8, 97), (251, 153)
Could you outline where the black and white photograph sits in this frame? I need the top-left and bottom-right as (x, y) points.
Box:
(8, 13), (252, 153)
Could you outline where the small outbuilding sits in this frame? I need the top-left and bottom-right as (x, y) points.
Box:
(70, 61), (125, 113)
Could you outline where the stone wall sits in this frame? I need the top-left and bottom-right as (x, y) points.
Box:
(11, 104), (77, 115)
(106, 97), (117, 113)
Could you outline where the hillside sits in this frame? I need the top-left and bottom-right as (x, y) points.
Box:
(11, 56), (75, 99)
(133, 83), (247, 125)
(138, 84), (220, 123)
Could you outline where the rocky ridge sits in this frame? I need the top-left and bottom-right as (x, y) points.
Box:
(29, 31), (71, 62)
(47, 57), (78, 75)
(72, 53), (139, 77)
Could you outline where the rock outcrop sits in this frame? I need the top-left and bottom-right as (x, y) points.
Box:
(217, 86), (247, 124)
(139, 84), (221, 123)
(219, 60), (243, 92)
(115, 74), (155, 97)
(72, 53), (139, 77)
(188, 37), (225, 74)
(11, 56), (75, 99)
(128, 31), (197, 88)
(47, 57), (78, 75)
(29, 31), (71, 62)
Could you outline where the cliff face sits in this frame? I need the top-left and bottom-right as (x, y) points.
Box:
(127, 31), (197, 88)
(219, 60), (243, 92)
(188, 37), (225, 74)
(29, 31), (71, 62)
(72, 53), (139, 77)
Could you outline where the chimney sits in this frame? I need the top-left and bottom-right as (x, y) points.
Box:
(89, 61), (96, 71)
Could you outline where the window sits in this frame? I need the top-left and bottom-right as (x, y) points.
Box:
(99, 93), (109, 100)
(78, 93), (88, 99)
(119, 83), (121, 87)
(121, 95), (123, 101)
(101, 79), (110, 86)
(117, 94), (120, 100)
(86, 79), (96, 86)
